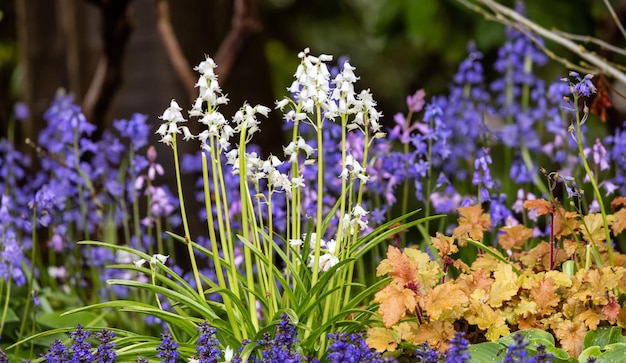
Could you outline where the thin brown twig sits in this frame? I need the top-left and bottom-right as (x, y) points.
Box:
(602, 0), (626, 43)
(82, 0), (134, 139)
(214, 0), (262, 83)
(155, 0), (196, 102)
(456, 0), (626, 84)
(553, 30), (626, 58)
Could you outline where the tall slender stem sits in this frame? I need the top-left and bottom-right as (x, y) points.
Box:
(573, 96), (613, 265)
(171, 134), (204, 298)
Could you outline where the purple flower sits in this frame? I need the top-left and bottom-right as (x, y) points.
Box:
(534, 344), (555, 363)
(326, 332), (391, 363)
(569, 72), (597, 97)
(472, 147), (494, 190)
(95, 329), (116, 363)
(503, 333), (529, 363)
(0, 347), (7, 363)
(445, 332), (470, 363)
(196, 321), (221, 363)
(157, 332), (179, 363)
(406, 89), (426, 113)
(113, 113), (151, 151)
(69, 325), (94, 363)
(14, 102), (30, 121)
(414, 342), (441, 363)
(248, 314), (306, 363)
(47, 339), (70, 363)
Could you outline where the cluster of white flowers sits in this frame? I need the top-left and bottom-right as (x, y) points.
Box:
(341, 204), (369, 236)
(156, 100), (194, 146)
(339, 153), (369, 183)
(288, 48), (333, 114)
(134, 253), (169, 268)
(290, 233), (340, 273)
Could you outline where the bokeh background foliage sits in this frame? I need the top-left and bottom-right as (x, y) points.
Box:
(0, 0), (621, 148)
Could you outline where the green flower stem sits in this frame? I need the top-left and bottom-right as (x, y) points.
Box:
(519, 55), (550, 199)
(310, 104), (325, 287)
(250, 184), (271, 317)
(520, 144), (549, 197)
(265, 191), (278, 316)
(171, 134), (204, 299)
(130, 148), (142, 248)
(16, 208), (38, 356)
(0, 266), (11, 339)
(326, 114), (350, 323)
(305, 104), (325, 339)
(146, 177), (154, 255)
(401, 109), (415, 245)
(290, 118), (302, 277)
(237, 124), (259, 332)
(201, 152), (241, 341)
(336, 114), (349, 246)
(209, 137), (241, 305)
(573, 95), (613, 266)
(342, 123), (371, 310)
(73, 129), (90, 241)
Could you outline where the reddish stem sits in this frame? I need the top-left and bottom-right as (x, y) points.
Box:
(549, 212), (555, 270)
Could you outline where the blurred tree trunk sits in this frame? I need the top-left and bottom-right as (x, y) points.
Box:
(15, 0), (281, 153)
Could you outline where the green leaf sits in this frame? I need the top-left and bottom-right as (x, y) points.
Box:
(584, 326), (626, 349)
(37, 310), (104, 329)
(498, 329), (555, 347)
(469, 342), (505, 363)
(1, 306), (19, 323)
(463, 237), (521, 275)
(579, 343), (626, 363)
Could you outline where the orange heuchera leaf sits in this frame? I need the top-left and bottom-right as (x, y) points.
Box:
(553, 208), (579, 238)
(453, 204), (491, 242)
(423, 282), (468, 320)
(617, 306), (626, 329)
(488, 263), (519, 307)
(456, 269), (493, 296)
(523, 199), (553, 216)
(404, 248), (442, 289)
(582, 213), (614, 244)
(577, 309), (602, 330)
(513, 297), (537, 319)
(366, 327), (398, 352)
(377, 246), (418, 285)
(431, 232), (458, 256)
(530, 277), (560, 316)
(572, 266), (625, 306)
(465, 296), (509, 341)
(498, 225), (533, 250)
(393, 321), (419, 342)
(603, 296), (620, 324)
(612, 209), (626, 235)
(611, 196), (626, 210)
(375, 283), (417, 328)
(554, 320), (586, 357)
(413, 320), (455, 352)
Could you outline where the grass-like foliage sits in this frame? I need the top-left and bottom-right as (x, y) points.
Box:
(3, 1), (626, 362)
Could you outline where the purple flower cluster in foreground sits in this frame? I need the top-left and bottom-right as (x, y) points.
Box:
(17, 321), (567, 362)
